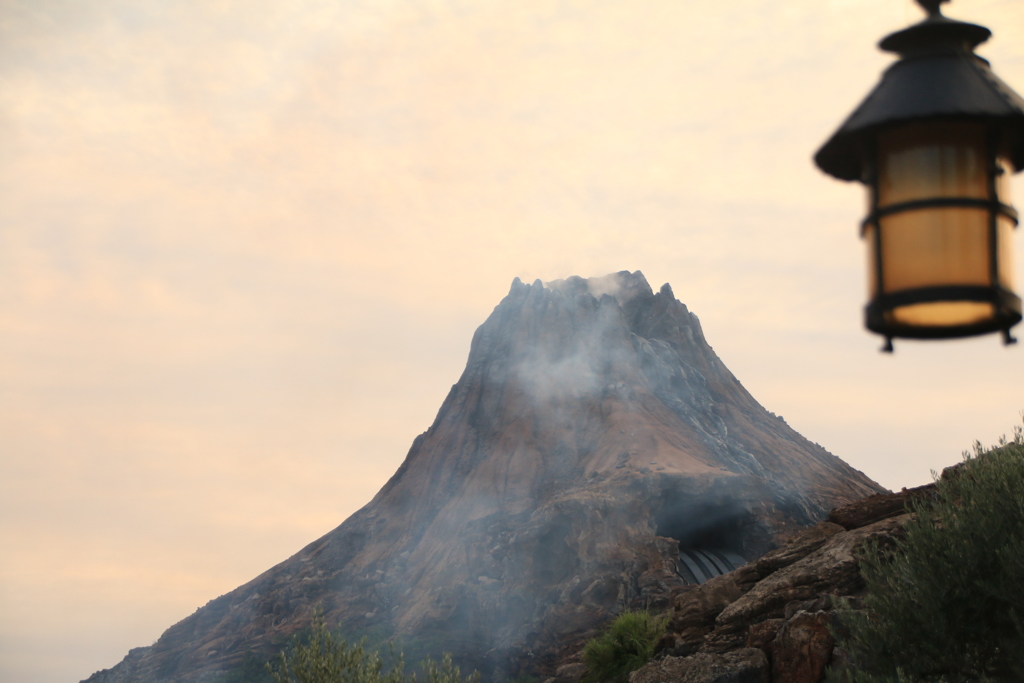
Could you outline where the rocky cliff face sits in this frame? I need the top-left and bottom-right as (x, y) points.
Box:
(618, 484), (937, 683)
(83, 271), (883, 683)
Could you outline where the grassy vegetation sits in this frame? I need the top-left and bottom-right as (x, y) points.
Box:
(266, 606), (479, 683)
(581, 610), (668, 683)
(828, 426), (1024, 683)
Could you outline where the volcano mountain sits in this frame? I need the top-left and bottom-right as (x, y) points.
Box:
(84, 271), (883, 683)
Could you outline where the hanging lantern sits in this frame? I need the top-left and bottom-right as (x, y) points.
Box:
(815, 0), (1024, 351)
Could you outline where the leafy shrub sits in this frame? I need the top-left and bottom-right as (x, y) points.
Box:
(828, 425), (1024, 683)
(420, 653), (480, 683)
(267, 607), (406, 683)
(581, 610), (668, 683)
(268, 606), (478, 683)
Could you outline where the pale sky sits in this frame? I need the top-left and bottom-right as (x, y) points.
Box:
(2, 1), (1023, 682)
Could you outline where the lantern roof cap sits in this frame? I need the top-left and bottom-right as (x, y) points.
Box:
(880, 2), (990, 55)
(814, 4), (1024, 181)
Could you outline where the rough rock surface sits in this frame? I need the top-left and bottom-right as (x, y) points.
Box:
(83, 272), (882, 683)
(630, 649), (769, 683)
(714, 515), (909, 633)
(745, 619), (783, 662)
(770, 611), (834, 683)
(754, 522), (844, 577)
(827, 483), (935, 530)
(622, 485), (940, 683)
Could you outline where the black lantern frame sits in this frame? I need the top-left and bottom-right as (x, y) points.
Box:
(815, 0), (1024, 350)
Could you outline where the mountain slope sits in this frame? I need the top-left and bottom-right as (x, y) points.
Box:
(84, 271), (883, 683)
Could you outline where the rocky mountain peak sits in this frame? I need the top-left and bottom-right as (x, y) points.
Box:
(538, 270), (654, 307)
(84, 273), (883, 683)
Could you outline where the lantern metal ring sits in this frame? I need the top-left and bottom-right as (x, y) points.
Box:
(815, 0), (1024, 351)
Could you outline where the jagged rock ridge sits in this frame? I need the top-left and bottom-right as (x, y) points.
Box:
(84, 271), (883, 683)
(623, 483), (939, 683)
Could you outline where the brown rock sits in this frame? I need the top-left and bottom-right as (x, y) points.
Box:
(783, 595), (833, 620)
(672, 566), (760, 629)
(827, 483), (935, 530)
(670, 566), (760, 650)
(671, 629), (709, 657)
(652, 631), (699, 659)
(638, 564), (680, 611)
(714, 515), (909, 633)
(629, 649), (769, 683)
(755, 522), (845, 577)
(700, 629), (748, 654)
(745, 618), (784, 661)
(771, 611), (834, 683)
(554, 662), (587, 682)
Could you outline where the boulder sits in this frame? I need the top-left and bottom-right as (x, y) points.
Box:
(629, 648), (769, 683)
(744, 618), (784, 662)
(783, 595), (834, 620)
(669, 566), (760, 651)
(653, 631), (700, 659)
(754, 522), (844, 577)
(701, 630), (749, 654)
(632, 507), (915, 683)
(770, 611), (834, 683)
(714, 515), (909, 634)
(827, 483), (934, 530)
(672, 566), (761, 630)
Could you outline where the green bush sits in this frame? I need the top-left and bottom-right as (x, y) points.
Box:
(581, 610), (668, 683)
(267, 607), (406, 683)
(420, 653), (480, 683)
(268, 607), (478, 683)
(828, 425), (1024, 683)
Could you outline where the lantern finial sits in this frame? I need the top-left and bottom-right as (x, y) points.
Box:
(916, 0), (948, 18)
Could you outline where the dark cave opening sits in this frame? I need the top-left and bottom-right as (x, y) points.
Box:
(653, 490), (755, 584)
(654, 495), (750, 552)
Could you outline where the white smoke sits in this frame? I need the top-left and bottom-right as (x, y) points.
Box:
(511, 290), (630, 405)
(542, 271), (650, 308)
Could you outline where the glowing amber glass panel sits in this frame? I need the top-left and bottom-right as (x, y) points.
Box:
(879, 207), (991, 292)
(888, 301), (995, 327)
(999, 215), (1016, 290)
(877, 123), (988, 207)
(864, 223), (878, 297)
